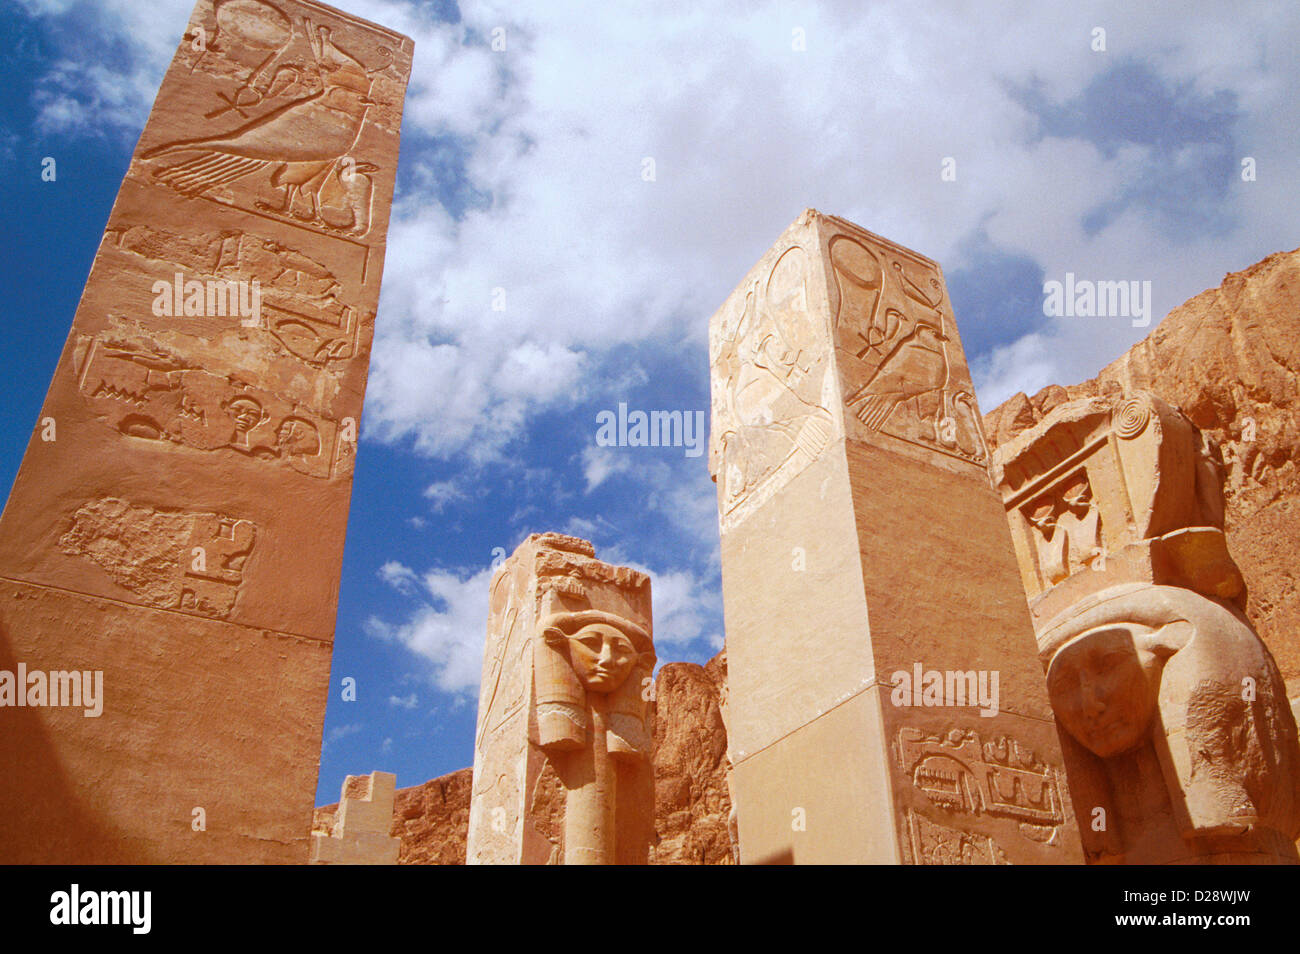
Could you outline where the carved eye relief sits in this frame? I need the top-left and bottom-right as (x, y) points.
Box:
(575, 634), (634, 657)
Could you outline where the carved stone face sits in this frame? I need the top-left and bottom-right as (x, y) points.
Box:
(228, 397), (263, 432)
(1047, 625), (1163, 758)
(565, 623), (637, 694)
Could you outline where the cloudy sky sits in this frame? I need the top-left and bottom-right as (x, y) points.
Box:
(2, 0), (1296, 803)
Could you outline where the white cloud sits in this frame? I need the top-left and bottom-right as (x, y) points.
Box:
(623, 562), (720, 651)
(580, 445), (631, 492)
(388, 693), (419, 709)
(422, 480), (466, 512)
(971, 333), (1061, 412)
(365, 565), (495, 696)
(325, 723), (361, 747)
(378, 560), (420, 594)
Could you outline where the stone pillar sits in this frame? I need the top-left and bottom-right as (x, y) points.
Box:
(708, 209), (1083, 864)
(311, 771), (400, 864)
(466, 534), (656, 864)
(993, 391), (1300, 863)
(0, 0), (412, 862)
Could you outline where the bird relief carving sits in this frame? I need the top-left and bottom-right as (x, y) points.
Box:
(830, 233), (986, 463)
(142, 0), (392, 238)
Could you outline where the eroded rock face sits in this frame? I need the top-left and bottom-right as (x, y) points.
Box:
(985, 248), (1300, 700)
(650, 660), (735, 865)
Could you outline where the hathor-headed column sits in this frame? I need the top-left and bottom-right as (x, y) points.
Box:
(708, 209), (1084, 864)
(0, 0), (412, 862)
(467, 534), (656, 864)
(994, 392), (1300, 863)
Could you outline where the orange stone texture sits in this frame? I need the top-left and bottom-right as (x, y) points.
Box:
(708, 209), (1084, 864)
(0, 0), (412, 862)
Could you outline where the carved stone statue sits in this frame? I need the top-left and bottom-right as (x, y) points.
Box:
(534, 610), (655, 864)
(1043, 584), (1300, 862)
(994, 391), (1300, 863)
(466, 534), (656, 864)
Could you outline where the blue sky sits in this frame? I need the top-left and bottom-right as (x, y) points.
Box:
(2, 0), (1297, 804)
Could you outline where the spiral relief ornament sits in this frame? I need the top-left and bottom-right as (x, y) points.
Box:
(1114, 397), (1151, 440)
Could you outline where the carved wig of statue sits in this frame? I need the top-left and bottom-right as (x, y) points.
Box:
(533, 610), (656, 864)
(1041, 583), (1300, 863)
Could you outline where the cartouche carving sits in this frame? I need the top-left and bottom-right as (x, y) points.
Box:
(898, 727), (1066, 840)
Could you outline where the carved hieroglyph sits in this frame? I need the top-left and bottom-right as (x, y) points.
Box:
(994, 393), (1300, 863)
(709, 210), (1082, 864)
(467, 534), (656, 865)
(310, 771), (400, 865)
(0, 0), (411, 863)
(710, 213), (988, 534)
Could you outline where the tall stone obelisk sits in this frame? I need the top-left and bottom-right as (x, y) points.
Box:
(709, 209), (1084, 864)
(0, 0), (411, 862)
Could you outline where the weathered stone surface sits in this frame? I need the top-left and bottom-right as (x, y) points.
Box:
(0, 0), (412, 863)
(310, 771), (400, 864)
(649, 660), (734, 864)
(984, 248), (1300, 703)
(708, 210), (1083, 864)
(467, 534), (656, 864)
(314, 768), (474, 866)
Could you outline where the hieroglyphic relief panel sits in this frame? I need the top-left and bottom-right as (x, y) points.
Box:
(822, 218), (987, 466)
(106, 224), (362, 367)
(139, 0), (407, 248)
(906, 811), (1010, 865)
(59, 497), (255, 619)
(709, 214), (841, 531)
(896, 727), (1067, 845)
(73, 334), (346, 479)
(0, 0), (412, 864)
